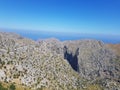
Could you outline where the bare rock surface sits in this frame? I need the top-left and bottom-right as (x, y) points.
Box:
(0, 32), (119, 90)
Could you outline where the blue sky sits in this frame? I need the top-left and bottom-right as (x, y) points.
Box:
(0, 0), (120, 35)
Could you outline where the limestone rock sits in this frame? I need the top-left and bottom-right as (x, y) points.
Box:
(0, 32), (119, 90)
(63, 40), (119, 80)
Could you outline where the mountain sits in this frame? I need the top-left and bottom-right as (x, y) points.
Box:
(0, 32), (120, 90)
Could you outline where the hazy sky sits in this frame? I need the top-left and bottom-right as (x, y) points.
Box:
(0, 0), (120, 35)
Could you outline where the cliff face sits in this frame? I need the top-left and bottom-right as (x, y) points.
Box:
(0, 32), (120, 90)
(63, 40), (119, 80)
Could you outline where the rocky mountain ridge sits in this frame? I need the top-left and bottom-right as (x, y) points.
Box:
(0, 32), (120, 90)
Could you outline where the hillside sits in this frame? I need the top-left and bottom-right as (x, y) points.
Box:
(107, 44), (120, 56)
(0, 32), (120, 90)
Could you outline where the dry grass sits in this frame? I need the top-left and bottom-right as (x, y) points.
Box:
(107, 44), (120, 56)
(85, 84), (103, 90)
(0, 82), (31, 90)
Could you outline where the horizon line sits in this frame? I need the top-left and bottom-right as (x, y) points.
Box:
(0, 27), (120, 36)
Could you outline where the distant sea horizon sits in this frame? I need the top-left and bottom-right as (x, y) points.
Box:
(0, 28), (120, 44)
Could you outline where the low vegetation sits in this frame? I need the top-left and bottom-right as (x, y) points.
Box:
(0, 82), (31, 90)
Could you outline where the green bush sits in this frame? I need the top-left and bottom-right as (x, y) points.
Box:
(0, 83), (8, 90)
(9, 84), (16, 90)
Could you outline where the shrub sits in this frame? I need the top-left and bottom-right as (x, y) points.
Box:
(0, 83), (8, 90)
(9, 84), (16, 90)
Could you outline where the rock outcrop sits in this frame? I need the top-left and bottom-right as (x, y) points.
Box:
(63, 40), (119, 80)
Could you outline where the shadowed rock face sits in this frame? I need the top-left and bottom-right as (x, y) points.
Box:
(64, 46), (79, 71)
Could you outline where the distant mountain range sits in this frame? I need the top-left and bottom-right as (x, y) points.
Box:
(0, 31), (120, 90)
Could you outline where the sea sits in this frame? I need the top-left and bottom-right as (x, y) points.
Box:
(1, 29), (120, 44)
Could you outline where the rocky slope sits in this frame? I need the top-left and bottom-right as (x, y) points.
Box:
(63, 40), (119, 80)
(0, 32), (120, 90)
